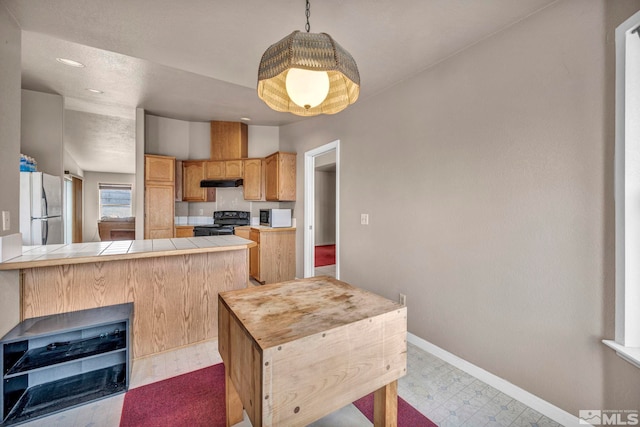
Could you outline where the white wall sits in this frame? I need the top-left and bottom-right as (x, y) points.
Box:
(145, 115), (203, 159)
(248, 125), (279, 158)
(83, 171), (136, 242)
(146, 115), (281, 160)
(280, 0), (640, 414)
(0, 2), (22, 337)
(63, 148), (84, 177)
(21, 90), (64, 177)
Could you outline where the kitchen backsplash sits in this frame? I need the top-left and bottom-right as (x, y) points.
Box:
(175, 187), (292, 223)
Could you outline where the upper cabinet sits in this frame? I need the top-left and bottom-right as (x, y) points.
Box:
(265, 152), (296, 201)
(144, 154), (175, 239)
(183, 161), (215, 202)
(145, 154), (175, 184)
(210, 121), (248, 160)
(204, 160), (244, 179)
(243, 158), (263, 201)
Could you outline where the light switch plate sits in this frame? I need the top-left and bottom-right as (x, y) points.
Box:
(360, 213), (369, 225)
(2, 211), (9, 231)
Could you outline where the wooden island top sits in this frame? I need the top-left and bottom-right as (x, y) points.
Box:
(1, 236), (255, 359)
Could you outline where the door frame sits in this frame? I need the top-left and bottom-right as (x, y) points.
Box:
(304, 140), (340, 278)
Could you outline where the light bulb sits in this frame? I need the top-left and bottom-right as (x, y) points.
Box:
(285, 68), (330, 110)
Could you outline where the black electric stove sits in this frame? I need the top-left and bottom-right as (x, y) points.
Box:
(192, 211), (250, 236)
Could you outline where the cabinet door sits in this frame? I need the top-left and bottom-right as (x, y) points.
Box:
(265, 154), (278, 201)
(183, 162), (205, 201)
(145, 155), (175, 184)
(145, 184), (174, 239)
(249, 229), (260, 281)
(175, 226), (194, 238)
(265, 152), (296, 201)
(225, 160), (243, 178)
(278, 153), (297, 201)
(243, 159), (262, 200)
(205, 161), (225, 179)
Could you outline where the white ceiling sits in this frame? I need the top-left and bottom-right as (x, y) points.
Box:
(4, 0), (558, 173)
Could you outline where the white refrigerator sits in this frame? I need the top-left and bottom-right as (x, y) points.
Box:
(20, 172), (63, 245)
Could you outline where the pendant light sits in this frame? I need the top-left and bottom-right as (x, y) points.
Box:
(257, 0), (360, 116)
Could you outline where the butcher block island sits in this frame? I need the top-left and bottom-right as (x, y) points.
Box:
(218, 276), (407, 427)
(0, 236), (255, 359)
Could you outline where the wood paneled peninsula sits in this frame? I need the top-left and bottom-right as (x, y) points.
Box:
(0, 236), (255, 359)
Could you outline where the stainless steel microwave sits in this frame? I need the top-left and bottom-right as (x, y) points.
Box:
(259, 209), (292, 228)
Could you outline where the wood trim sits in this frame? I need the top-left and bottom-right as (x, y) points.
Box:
(72, 176), (83, 243)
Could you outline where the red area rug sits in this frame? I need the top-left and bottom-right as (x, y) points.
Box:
(353, 394), (438, 427)
(119, 363), (436, 427)
(315, 244), (336, 267)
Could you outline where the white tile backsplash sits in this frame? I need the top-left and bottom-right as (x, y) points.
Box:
(215, 187), (250, 212)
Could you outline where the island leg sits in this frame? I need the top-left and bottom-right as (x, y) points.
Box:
(373, 380), (398, 427)
(225, 365), (244, 426)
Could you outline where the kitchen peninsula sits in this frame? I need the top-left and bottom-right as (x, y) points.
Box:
(0, 236), (255, 359)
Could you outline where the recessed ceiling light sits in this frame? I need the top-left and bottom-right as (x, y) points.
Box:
(240, 117), (251, 121)
(86, 88), (104, 94)
(56, 58), (85, 68)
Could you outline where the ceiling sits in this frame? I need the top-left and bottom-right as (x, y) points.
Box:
(4, 0), (558, 173)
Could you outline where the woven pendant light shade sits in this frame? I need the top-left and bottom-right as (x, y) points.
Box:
(257, 31), (360, 116)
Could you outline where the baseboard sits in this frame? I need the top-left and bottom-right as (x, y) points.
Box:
(407, 333), (582, 427)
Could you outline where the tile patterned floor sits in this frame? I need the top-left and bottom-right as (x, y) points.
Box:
(400, 345), (563, 427)
(314, 263), (336, 278)
(17, 303), (564, 427)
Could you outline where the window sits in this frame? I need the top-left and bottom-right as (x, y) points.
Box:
(99, 183), (132, 219)
(605, 10), (640, 369)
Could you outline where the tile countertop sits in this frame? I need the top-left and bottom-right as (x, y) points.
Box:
(0, 236), (255, 270)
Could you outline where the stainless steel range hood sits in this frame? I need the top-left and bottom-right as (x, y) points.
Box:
(200, 179), (243, 188)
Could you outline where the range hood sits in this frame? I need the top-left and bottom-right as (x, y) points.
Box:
(200, 179), (243, 188)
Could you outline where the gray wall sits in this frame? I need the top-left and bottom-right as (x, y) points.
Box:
(0, 2), (22, 337)
(280, 0), (640, 414)
(21, 90), (64, 177)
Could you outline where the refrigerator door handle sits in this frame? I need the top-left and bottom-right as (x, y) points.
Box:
(42, 218), (48, 245)
(42, 187), (49, 217)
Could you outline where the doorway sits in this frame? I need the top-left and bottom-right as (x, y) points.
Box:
(64, 175), (83, 244)
(304, 141), (340, 279)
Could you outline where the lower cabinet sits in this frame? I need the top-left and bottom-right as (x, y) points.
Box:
(247, 227), (295, 284)
(0, 303), (132, 426)
(175, 225), (194, 238)
(249, 229), (261, 280)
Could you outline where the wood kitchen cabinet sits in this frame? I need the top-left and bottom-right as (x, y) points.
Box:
(249, 228), (260, 280)
(145, 154), (175, 239)
(175, 225), (194, 237)
(183, 161), (215, 202)
(204, 160), (243, 179)
(265, 152), (296, 201)
(243, 158), (263, 200)
(247, 227), (295, 284)
(210, 121), (248, 160)
(145, 154), (175, 183)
